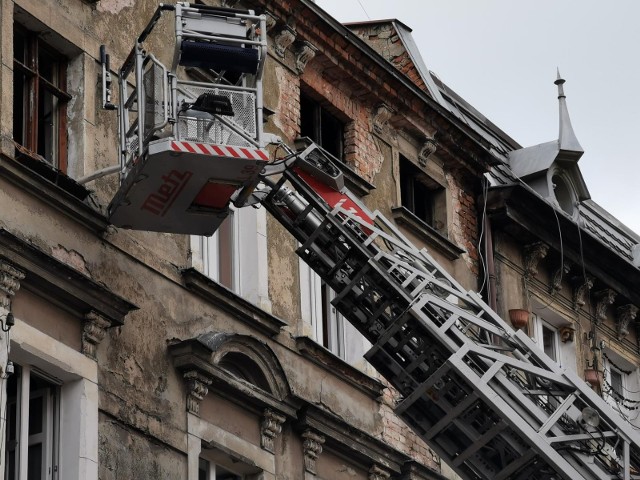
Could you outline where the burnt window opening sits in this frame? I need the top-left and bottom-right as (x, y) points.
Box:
(399, 156), (445, 231)
(218, 352), (272, 393)
(300, 93), (344, 160)
(13, 23), (71, 171)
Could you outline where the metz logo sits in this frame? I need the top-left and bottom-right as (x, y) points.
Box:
(141, 170), (193, 216)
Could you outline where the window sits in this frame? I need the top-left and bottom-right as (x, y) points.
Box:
(603, 351), (639, 421)
(300, 92), (344, 159)
(299, 258), (346, 358)
(399, 156), (445, 231)
(198, 211), (238, 291)
(199, 458), (242, 480)
(191, 206), (270, 309)
(552, 174), (575, 215)
(5, 365), (60, 480)
(531, 313), (560, 365)
(13, 23), (71, 170)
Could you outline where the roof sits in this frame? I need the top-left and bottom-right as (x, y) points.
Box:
(339, 14), (639, 269)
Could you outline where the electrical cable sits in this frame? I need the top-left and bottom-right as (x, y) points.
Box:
(477, 177), (489, 295)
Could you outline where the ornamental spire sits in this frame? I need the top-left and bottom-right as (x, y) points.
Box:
(555, 69), (584, 157)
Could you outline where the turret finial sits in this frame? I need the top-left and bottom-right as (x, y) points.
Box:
(555, 70), (583, 155)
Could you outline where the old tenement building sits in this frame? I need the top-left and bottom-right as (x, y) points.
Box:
(0, 0), (638, 479)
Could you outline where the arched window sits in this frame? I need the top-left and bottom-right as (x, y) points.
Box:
(218, 352), (272, 393)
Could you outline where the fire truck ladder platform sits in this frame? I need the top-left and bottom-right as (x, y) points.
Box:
(258, 147), (640, 480)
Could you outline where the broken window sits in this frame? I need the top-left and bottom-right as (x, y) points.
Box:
(399, 155), (445, 231)
(13, 23), (71, 170)
(300, 92), (344, 160)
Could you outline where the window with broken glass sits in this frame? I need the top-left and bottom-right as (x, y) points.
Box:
(399, 155), (445, 231)
(13, 23), (71, 170)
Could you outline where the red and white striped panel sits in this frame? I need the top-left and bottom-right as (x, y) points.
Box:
(170, 141), (269, 161)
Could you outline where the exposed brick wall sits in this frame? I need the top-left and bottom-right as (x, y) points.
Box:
(379, 383), (441, 470)
(348, 23), (428, 93)
(301, 64), (384, 182)
(447, 165), (480, 276)
(272, 64), (301, 143)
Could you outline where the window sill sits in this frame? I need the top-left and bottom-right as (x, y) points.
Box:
(181, 268), (287, 337)
(1, 150), (108, 233)
(295, 336), (386, 400)
(391, 206), (465, 260)
(0, 228), (137, 326)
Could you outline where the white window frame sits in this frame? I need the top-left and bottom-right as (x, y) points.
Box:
(299, 258), (345, 358)
(191, 205), (271, 310)
(187, 415), (274, 480)
(603, 350), (640, 427)
(531, 312), (561, 366)
(2, 320), (99, 480)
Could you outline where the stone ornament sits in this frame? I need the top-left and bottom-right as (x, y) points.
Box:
(523, 242), (549, 278)
(372, 104), (394, 135)
(369, 464), (391, 480)
(572, 275), (594, 310)
(261, 408), (286, 453)
(594, 289), (617, 325)
(0, 260), (25, 310)
(184, 370), (212, 415)
(418, 138), (437, 167)
(616, 304), (638, 339)
(295, 41), (318, 74)
(302, 429), (325, 474)
(82, 311), (111, 359)
(274, 25), (296, 58)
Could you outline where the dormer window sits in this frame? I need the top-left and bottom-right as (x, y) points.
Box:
(552, 173), (575, 215)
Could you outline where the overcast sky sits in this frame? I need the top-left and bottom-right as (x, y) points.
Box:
(316, 0), (640, 235)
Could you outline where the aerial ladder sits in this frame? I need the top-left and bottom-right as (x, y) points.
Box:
(103, 4), (640, 479)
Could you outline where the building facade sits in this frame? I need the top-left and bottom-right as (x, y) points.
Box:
(0, 0), (638, 479)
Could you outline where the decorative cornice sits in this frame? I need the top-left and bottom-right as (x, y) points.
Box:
(273, 25), (296, 58)
(0, 153), (107, 233)
(184, 370), (212, 415)
(168, 337), (297, 419)
(372, 104), (395, 136)
(616, 304), (638, 340)
(295, 40), (318, 74)
(594, 289), (617, 325)
(82, 310), (111, 359)
(302, 429), (325, 474)
(0, 229), (137, 325)
(572, 274), (594, 310)
(418, 138), (438, 168)
(0, 260), (25, 310)
(296, 336), (386, 399)
(261, 408), (286, 453)
(523, 242), (549, 278)
(182, 268), (286, 337)
(369, 464), (391, 480)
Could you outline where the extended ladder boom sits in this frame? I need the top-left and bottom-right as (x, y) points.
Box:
(258, 143), (640, 480)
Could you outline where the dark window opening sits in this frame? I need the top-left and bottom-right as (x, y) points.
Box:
(13, 23), (70, 170)
(300, 93), (344, 160)
(552, 174), (574, 215)
(399, 156), (444, 230)
(218, 352), (271, 393)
